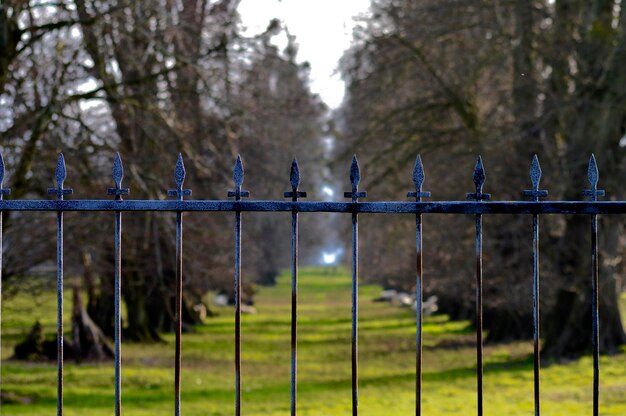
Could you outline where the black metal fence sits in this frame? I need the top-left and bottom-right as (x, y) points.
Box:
(0, 151), (624, 416)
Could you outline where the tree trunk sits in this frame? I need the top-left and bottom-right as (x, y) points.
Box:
(542, 216), (626, 358)
(71, 284), (114, 361)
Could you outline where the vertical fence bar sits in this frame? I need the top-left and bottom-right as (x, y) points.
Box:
(591, 212), (599, 416)
(532, 213), (540, 414)
(174, 210), (183, 416)
(114, 210), (122, 415)
(285, 159), (306, 416)
(56, 208), (64, 416)
(0, 152), (9, 381)
(408, 156), (430, 416)
(228, 156), (248, 416)
(524, 155), (548, 416)
(109, 153), (128, 416)
(466, 156), (489, 416)
(475, 213), (483, 416)
(583, 154), (603, 416)
(234, 208), (242, 416)
(344, 156), (365, 416)
(167, 154), (191, 416)
(48, 154), (72, 416)
(351, 208), (358, 416)
(291, 202), (298, 415)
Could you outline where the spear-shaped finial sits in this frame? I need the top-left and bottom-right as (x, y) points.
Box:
(523, 154), (548, 201)
(285, 158), (307, 201)
(466, 156), (490, 201)
(228, 154), (250, 200)
(0, 151), (10, 197)
(588, 154), (599, 188)
(0, 151), (5, 186)
(56, 153), (67, 189)
(582, 154), (605, 201)
(234, 155), (244, 189)
(167, 153), (192, 200)
(175, 153), (186, 188)
(350, 155), (360, 191)
(290, 158), (300, 190)
(108, 152), (130, 200)
(413, 155), (425, 190)
(48, 153), (73, 200)
(344, 154), (366, 202)
(407, 154), (431, 201)
(530, 154), (541, 190)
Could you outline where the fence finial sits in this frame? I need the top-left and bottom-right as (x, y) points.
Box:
(234, 155), (244, 189)
(0, 150), (10, 196)
(175, 153), (186, 188)
(167, 153), (192, 200)
(413, 155), (425, 190)
(407, 154), (431, 201)
(108, 152), (130, 200)
(290, 158), (300, 190)
(113, 152), (124, 188)
(344, 154), (366, 202)
(530, 154), (541, 190)
(350, 155), (360, 191)
(0, 151), (5, 186)
(466, 155), (490, 201)
(228, 155), (249, 200)
(583, 154), (605, 201)
(285, 158), (307, 200)
(523, 155), (548, 200)
(48, 153), (73, 199)
(473, 156), (486, 192)
(588, 154), (599, 188)
(56, 153), (67, 189)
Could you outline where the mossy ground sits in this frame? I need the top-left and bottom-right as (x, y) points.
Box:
(2, 268), (625, 415)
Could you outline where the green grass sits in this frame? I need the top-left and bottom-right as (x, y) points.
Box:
(2, 268), (626, 415)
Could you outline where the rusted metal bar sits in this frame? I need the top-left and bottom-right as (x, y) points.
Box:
(583, 155), (604, 416)
(228, 156), (248, 416)
(167, 154), (191, 416)
(285, 159), (306, 416)
(523, 155), (548, 416)
(48, 154), (73, 416)
(408, 155), (431, 416)
(344, 155), (366, 416)
(467, 156), (490, 416)
(108, 153), (129, 416)
(532, 213), (540, 416)
(0, 152), (9, 397)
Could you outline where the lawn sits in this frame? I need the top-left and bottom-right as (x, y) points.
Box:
(2, 268), (626, 415)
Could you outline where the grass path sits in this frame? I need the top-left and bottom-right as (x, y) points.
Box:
(2, 268), (625, 415)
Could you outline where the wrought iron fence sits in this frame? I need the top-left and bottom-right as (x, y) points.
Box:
(0, 151), (624, 416)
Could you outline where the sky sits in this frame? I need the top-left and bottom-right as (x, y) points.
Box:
(238, 0), (371, 109)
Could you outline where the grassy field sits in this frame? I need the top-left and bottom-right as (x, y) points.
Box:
(2, 268), (626, 415)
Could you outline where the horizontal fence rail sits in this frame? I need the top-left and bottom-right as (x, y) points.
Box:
(0, 151), (624, 416)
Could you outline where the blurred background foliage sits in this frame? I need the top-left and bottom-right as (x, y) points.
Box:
(0, 0), (625, 366)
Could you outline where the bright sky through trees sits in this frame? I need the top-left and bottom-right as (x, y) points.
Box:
(238, 0), (370, 108)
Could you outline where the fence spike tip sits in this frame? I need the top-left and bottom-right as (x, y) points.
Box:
(0, 150), (4, 185)
(350, 154), (361, 188)
(234, 154), (244, 187)
(588, 154), (599, 186)
(56, 153), (67, 187)
(174, 153), (186, 187)
(113, 152), (124, 187)
(290, 158), (300, 189)
(530, 154), (542, 189)
(413, 155), (425, 189)
(473, 155), (486, 189)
